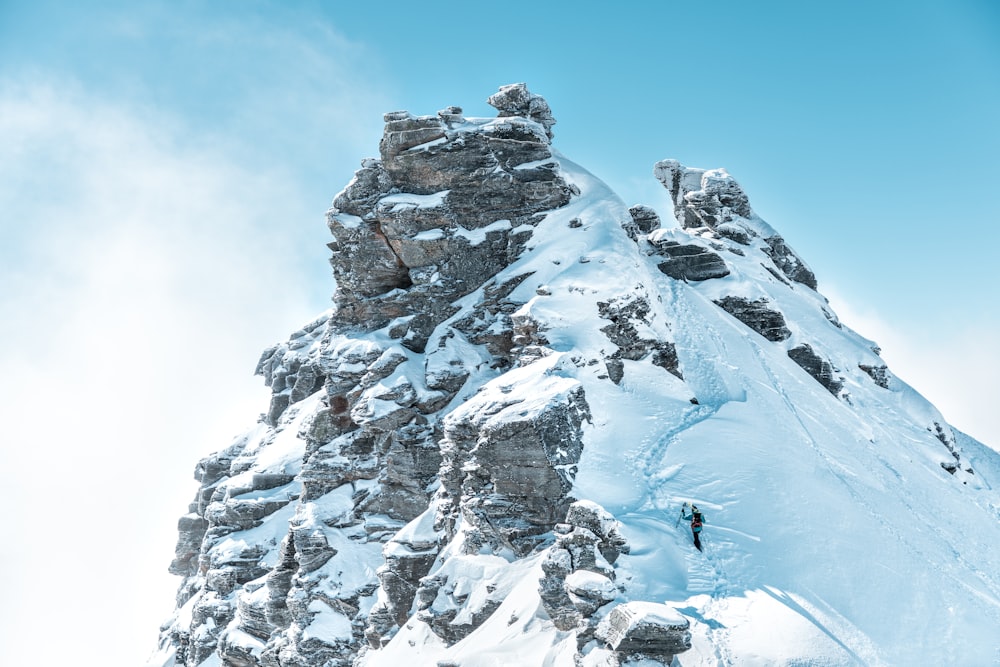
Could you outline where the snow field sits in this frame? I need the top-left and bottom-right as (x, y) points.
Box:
(152, 123), (1000, 666)
(520, 153), (1000, 664)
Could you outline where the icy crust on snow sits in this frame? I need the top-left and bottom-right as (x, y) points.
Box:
(151, 86), (1000, 667)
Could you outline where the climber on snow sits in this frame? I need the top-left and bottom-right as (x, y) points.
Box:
(680, 503), (705, 551)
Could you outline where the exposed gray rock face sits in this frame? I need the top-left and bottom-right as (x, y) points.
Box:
(538, 544), (581, 631)
(655, 159), (750, 230)
(437, 377), (591, 557)
(537, 500), (629, 631)
(714, 296), (792, 342)
(373, 512), (441, 633)
(327, 84), (573, 335)
(152, 85), (589, 667)
(595, 602), (692, 664)
(624, 204), (661, 241)
(859, 363), (890, 389)
(654, 159), (817, 289)
(649, 238), (731, 281)
(598, 296), (682, 381)
(764, 235), (817, 289)
(450, 272), (535, 372)
(788, 343), (844, 395)
(256, 314), (330, 426)
(487, 82), (557, 138)
(163, 416), (305, 666)
(169, 513), (208, 577)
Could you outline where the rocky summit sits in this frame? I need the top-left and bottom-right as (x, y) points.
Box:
(148, 84), (1000, 667)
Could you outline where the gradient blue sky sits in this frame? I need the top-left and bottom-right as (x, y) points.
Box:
(1, 1), (997, 664)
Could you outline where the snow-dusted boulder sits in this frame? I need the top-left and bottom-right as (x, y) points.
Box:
(788, 342), (844, 395)
(595, 602), (692, 663)
(487, 82), (557, 138)
(649, 237), (731, 281)
(713, 295), (792, 342)
(623, 204), (661, 241)
(654, 158), (817, 288)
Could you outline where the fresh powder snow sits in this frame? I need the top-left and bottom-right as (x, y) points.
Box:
(148, 90), (1000, 667)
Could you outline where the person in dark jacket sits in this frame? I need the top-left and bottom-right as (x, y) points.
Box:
(681, 504), (705, 551)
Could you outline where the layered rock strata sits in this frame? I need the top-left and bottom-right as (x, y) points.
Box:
(154, 84), (687, 667)
(653, 159), (817, 289)
(593, 602), (692, 665)
(640, 158), (973, 475)
(327, 83), (574, 334)
(646, 160), (841, 397)
(151, 82), (979, 667)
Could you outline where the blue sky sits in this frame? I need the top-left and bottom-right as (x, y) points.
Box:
(1, 1), (997, 664)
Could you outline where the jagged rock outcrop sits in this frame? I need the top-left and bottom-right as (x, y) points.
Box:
(623, 204), (661, 241)
(592, 602), (692, 665)
(859, 362), (890, 389)
(150, 82), (992, 667)
(649, 238), (731, 281)
(327, 83), (574, 333)
(437, 374), (591, 557)
(788, 343), (844, 395)
(371, 510), (441, 636)
(763, 234), (817, 289)
(163, 414), (306, 667)
(487, 82), (557, 138)
(449, 272), (535, 372)
(654, 159), (817, 289)
(714, 296), (792, 342)
(538, 501), (628, 632)
(598, 296), (681, 382)
(412, 560), (508, 646)
(255, 314), (330, 426)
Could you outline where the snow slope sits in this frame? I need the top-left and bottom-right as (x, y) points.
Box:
(360, 151), (1000, 665)
(149, 98), (1000, 666)
(537, 156), (1000, 665)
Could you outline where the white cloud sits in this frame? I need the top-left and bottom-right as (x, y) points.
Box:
(0, 75), (364, 663)
(0, 2), (400, 657)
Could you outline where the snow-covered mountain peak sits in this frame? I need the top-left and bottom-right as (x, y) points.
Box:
(148, 84), (1000, 667)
